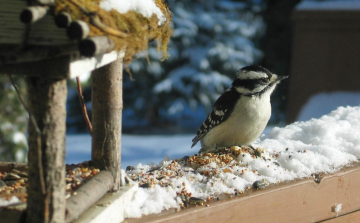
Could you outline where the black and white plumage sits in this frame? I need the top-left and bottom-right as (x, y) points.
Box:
(191, 65), (288, 153)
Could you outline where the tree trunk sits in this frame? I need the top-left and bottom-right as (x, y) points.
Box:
(91, 59), (123, 191)
(26, 77), (67, 223)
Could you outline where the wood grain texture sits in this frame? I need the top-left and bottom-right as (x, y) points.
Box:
(65, 171), (114, 223)
(91, 59), (123, 191)
(26, 76), (67, 223)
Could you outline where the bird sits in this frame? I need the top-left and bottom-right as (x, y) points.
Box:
(191, 65), (288, 153)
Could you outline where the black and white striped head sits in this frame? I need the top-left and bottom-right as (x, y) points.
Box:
(232, 65), (287, 96)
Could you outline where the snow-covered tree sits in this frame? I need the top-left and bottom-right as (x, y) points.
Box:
(123, 0), (265, 131)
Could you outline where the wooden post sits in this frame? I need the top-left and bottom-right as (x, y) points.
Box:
(91, 58), (123, 191)
(26, 77), (67, 223)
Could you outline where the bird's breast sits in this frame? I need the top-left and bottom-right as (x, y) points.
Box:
(201, 94), (271, 149)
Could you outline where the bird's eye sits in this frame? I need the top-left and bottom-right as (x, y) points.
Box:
(259, 78), (269, 84)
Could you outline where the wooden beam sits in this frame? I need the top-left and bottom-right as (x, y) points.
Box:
(91, 58), (123, 191)
(0, 49), (125, 79)
(26, 75), (67, 223)
(0, 162), (28, 173)
(54, 12), (72, 28)
(0, 55), (72, 78)
(79, 36), (115, 57)
(73, 185), (138, 223)
(65, 171), (114, 223)
(20, 6), (49, 24)
(67, 20), (90, 40)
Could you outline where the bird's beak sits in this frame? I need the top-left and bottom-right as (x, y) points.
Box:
(276, 75), (288, 82)
(270, 74), (288, 83)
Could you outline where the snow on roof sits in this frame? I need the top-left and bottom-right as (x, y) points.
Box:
(124, 105), (360, 218)
(296, 0), (360, 11)
(99, 0), (167, 26)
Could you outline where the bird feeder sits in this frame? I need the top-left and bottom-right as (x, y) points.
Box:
(0, 0), (172, 222)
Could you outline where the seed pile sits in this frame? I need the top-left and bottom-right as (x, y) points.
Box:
(65, 164), (101, 198)
(0, 162), (100, 207)
(0, 169), (28, 206)
(125, 146), (276, 210)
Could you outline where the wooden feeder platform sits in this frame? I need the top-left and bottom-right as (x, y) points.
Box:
(2, 164), (360, 223)
(126, 164), (360, 223)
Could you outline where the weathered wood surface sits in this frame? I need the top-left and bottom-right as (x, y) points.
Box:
(0, 45), (78, 66)
(73, 184), (138, 223)
(0, 0), (70, 45)
(26, 75), (67, 223)
(0, 185), (138, 223)
(2, 165), (360, 223)
(127, 165), (360, 223)
(65, 171), (114, 223)
(55, 12), (72, 28)
(67, 20), (90, 40)
(0, 51), (125, 79)
(91, 59), (123, 191)
(323, 210), (360, 223)
(0, 162), (28, 173)
(20, 6), (49, 24)
(79, 36), (115, 57)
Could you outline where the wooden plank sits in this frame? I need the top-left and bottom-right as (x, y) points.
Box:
(28, 14), (71, 45)
(126, 165), (360, 223)
(0, 2), (70, 46)
(0, 50), (125, 79)
(0, 0), (26, 12)
(0, 55), (72, 78)
(322, 210), (360, 223)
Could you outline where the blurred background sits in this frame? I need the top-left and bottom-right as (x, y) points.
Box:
(1, 0), (360, 166)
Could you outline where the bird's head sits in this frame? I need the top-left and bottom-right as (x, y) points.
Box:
(232, 65), (288, 96)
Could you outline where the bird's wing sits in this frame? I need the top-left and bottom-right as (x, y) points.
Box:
(191, 88), (240, 147)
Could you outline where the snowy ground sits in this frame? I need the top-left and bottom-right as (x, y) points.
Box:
(66, 134), (198, 168)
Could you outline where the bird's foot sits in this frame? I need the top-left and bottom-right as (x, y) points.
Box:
(236, 145), (255, 150)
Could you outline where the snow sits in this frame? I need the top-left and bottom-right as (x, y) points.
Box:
(297, 0), (360, 11)
(12, 132), (26, 144)
(297, 92), (360, 121)
(66, 105), (360, 219)
(0, 196), (21, 207)
(99, 0), (166, 25)
(334, 203), (342, 214)
(121, 106), (360, 218)
(66, 134), (196, 168)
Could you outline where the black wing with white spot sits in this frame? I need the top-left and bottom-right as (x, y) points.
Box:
(191, 88), (241, 147)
